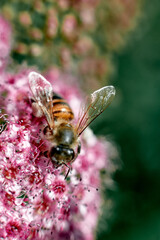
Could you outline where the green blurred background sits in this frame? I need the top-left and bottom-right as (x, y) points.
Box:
(94, 0), (160, 239)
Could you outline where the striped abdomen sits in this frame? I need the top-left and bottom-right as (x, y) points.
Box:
(52, 93), (74, 121)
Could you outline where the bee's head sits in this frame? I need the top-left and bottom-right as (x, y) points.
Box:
(49, 144), (75, 165)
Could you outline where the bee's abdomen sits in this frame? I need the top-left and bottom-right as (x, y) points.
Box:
(52, 96), (74, 121)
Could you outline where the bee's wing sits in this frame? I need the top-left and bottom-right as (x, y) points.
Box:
(76, 86), (115, 136)
(28, 71), (54, 129)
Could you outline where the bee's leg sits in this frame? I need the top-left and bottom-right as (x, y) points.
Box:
(30, 98), (43, 117)
(49, 161), (71, 179)
(55, 163), (62, 169)
(43, 125), (54, 141)
(63, 162), (72, 180)
(54, 163), (69, 179)
(43, 151), (48, 157)
(46, 159), (50, 166)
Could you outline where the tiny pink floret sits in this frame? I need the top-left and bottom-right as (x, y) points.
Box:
(0, 68), (111, 239)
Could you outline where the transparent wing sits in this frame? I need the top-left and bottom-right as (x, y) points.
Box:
(76, 86), (115, 136)
(28, 71), (54, 129)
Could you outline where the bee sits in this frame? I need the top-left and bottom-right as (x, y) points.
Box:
(28, 72), (115, 179)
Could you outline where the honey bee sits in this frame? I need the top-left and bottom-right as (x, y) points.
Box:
(28, 72), (115, 179)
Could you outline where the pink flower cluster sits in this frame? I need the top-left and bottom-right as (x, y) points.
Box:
(0, 16), (112, 240)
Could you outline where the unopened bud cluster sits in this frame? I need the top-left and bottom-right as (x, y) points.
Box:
(0, 0), (140, 89)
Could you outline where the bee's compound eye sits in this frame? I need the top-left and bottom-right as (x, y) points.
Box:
(65, 148), (75, 161)
(50, 146), (60, 165)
